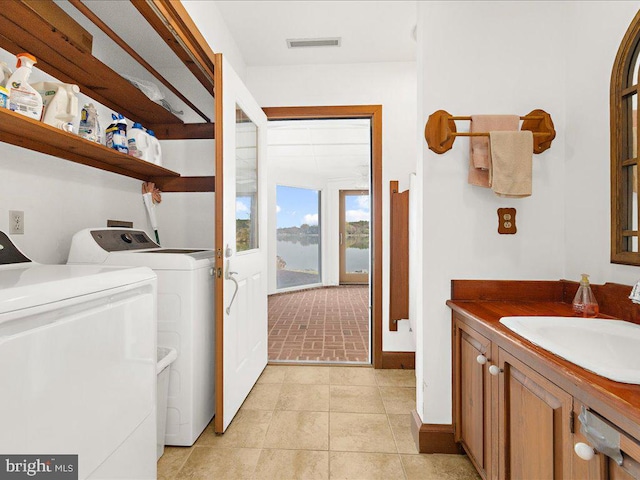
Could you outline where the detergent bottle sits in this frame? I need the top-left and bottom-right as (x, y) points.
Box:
(7, 53), (43, 120)
(0, 61), (12, 88)
(78, 103), (102, 143)
(106, 113), (128, 154)
(127, 122), (151, 161)
(32, 82), (80, 131)
(147, 129), (162, 166)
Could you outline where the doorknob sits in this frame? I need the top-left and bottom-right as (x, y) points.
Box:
(476, 354), (488, 365)
(574, 442), (596, 461)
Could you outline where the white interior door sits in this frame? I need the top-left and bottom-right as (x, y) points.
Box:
(217, 57), (268, 432)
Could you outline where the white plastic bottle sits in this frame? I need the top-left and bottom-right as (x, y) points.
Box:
(31, 82), (80, 130)
(128, 122), (151, 161)
(0, 61), (12, 88)
(147, 129), (162, 166)
(7, 53), (43, 120)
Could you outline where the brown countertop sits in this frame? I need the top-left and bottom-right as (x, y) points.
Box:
(447, 295), (640, 441)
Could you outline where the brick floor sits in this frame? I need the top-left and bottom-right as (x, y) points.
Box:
(268, 286), (369, 363)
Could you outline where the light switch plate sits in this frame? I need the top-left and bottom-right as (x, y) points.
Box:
(498, 208), (517, 234)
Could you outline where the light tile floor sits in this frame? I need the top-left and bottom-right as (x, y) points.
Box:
(158, 366), (480, 480)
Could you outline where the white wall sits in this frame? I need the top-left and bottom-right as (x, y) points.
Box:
(0, 143), (149, 264)
(418, 1), (569, 424)
(156, 139), (215, 249)
(183, 0), (247, 81)
(564, 1), (640, 286)
(247, 61), (417, 352)
(0, 126), (211, 264)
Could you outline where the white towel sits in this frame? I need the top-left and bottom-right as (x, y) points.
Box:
(629, 281), (640, 304)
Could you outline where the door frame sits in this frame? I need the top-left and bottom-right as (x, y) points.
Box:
(213, 53), (224, 433)
(262, 105), (383, 369)
(339, 189), (370, 285)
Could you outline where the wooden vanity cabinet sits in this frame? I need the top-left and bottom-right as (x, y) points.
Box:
(453, 317), (494, 479)
(497, 348), (573, 479)
(454, 315), (573, 480)
(453, 313), (640, 480)
(449, 281), (640, 480)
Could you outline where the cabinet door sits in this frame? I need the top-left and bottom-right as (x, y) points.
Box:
(498, 348), (573, 479)
(453, 318), (492, 479)
(572, 402), (640, 480)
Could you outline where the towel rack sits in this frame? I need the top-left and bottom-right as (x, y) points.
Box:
(424, 109), (556, 154)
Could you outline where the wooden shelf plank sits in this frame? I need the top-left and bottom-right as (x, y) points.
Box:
(152, 176), (215, 192)
(148, 122), (214, 140)
(0, 1), (183, 126)
(0, 107), (180, 181)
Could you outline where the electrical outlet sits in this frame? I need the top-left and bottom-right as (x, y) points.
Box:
(9, 210), (24, 235)
(497, 208), (517, 235)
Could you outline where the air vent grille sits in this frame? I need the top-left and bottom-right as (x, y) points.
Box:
(287, 37), (341, 49)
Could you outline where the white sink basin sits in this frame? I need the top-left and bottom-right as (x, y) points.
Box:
(499, 316), (640, 384)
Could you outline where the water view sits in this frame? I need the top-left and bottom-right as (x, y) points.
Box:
(276, 186), (322, 289)
(276, 185), (370, 290)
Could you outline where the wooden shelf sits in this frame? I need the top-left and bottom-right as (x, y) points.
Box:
(0, 1), (216, 192)
(0, 1), (182, 127)
(0, 107), (181, 180)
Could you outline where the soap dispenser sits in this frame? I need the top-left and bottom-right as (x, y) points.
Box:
(572, 274), (599, 317)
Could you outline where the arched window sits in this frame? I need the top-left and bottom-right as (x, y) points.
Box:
(612, 11), (640, 265)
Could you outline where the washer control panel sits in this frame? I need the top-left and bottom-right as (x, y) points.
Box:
(90, 229), (159, 252)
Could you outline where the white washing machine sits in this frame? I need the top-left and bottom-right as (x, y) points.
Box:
(68, 228), (215, 446)
(0, 231), (157, 479)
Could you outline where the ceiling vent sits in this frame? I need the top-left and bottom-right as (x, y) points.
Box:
(287, 37), (341, 49)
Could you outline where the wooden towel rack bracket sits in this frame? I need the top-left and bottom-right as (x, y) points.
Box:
(424, 109), (556, 155)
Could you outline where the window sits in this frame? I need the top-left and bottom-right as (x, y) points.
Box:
(236, 105), (258, 252)
(276, 185), (321, 289)
(612, 11), (640, 265)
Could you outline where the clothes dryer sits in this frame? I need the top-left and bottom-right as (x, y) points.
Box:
(68, 228), (215, 446)
(0, 231), (157, 479)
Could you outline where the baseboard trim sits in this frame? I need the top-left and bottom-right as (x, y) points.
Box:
(410, 410), (463, 454)
(380, 351), (415, 369)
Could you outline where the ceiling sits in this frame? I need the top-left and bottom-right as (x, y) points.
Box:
(268, 119), (370, 184)
(215, 1), (417, 66)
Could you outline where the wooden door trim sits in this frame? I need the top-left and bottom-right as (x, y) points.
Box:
(339, 189), (370, 284)
(213, 53), (224, 433)
(263, 105), (383, 368)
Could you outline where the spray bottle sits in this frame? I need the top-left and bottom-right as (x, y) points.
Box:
(32, 82), (80, 131)
(106, 113), (128, 154)
(7, 53), (43, 120)
(78, 103), (102, 143)
(572, 274), (599, 317)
